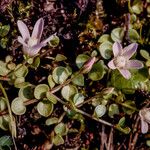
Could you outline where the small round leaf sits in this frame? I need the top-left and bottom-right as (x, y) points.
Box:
(45, 117), (59, 126)
(98, 41), (113, 59)
(72, 74), (84, 86)
(108, 104), (119, 118)
(52, 67), (70, 84)
(73, 93), (84, 106)
(76, 54), (90, 68)
(61, 85), (78, 101)
(54, 123), (68, 136)
(88, 61), (105, 81)
(37, 101), (53, 117)
(111, 27), (124, 42)
(11, 97), (26, 115)
(52, 135), (64, 146)
(34, 84), (49, 100)
(94, 105), (106, 117)
(14, 64), (28, 77)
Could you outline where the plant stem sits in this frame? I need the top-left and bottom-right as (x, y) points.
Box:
(76, 108), (113, 127)
(0, 83), (17, 150)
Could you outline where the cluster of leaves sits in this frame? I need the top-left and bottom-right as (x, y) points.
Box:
(0, 0), (150, 149)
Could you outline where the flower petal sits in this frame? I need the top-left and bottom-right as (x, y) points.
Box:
(17, 20), (30, 40)
(113, 42), (122, 57)
(31, 18), (44, 41)
(29, 43), (45, 57)
(126, 60), (143, 69)
(18, 36), (28, 47)
(108, 60), (116, 69)
(123, 43), (138, 59)
(118, 69), (131, 79)
(40, 36), (53, 45)
(141, 119), (149, 134)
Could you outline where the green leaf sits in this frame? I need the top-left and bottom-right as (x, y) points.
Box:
(140, 50), (150, 60)
(30, 56), (40, 69)
(0, 61), (9, 76)
(34, 84), (49, 100)
(76, 54), (90, 68)
(52, 135), (64, 146)
(88, 61), (105, 81)
(111, 69), (148, 94)
(46, 92), (57, 104)
(11, 97), (26, 115)
(72, 74), (84, 86)
(146, 140), (150, 147)
(45, 117), (59, 126)
(98, 41), (113, 59)
(73, 93), (85, 106)
(122, 100), (136, 115)
(47, 75), (55, 89)
(0, 97), (7, 112)
(61, 85), (78, 101)
(55, 54), (67, 62)
(118, 117), (126, 128)
(48, 34), (60, 47)
(19, 85), (34, 101)
(14, 64), (28, 77)
(111, 27), (124, 42)
(54, 123), (68, 136)
(131, 0), (143, 14)
(108, 104), (119, 118)
(37, 100), (53, 117)
(0, 25), (10, 37)
(0, 38), (8, 49)
(94, 105), (106, 117)
(0, 136), (13, 147)
(14, 77), (26, 88)
(129, 28), (140, 42)
(0, 115), (10, 131)
(52, 66), (70, 84)
(98, 34), (111, 43)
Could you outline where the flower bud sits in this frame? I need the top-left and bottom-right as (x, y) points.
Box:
(81, 57), (96, 74)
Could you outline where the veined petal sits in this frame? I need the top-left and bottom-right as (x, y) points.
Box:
(113, 42), (122, 57)
(108, 60), (116, 69)
(40, 36), (53, 45)
(31, 18), (44, 41)
(18, 36), (28, 47)
(118, 69), (131, 79)
(123, 43), (138, 59)
(17, 20), (30, 40)
(29, 43), (45, 57)
(141, 119), (149, 134)
(126, 60), (143, 69)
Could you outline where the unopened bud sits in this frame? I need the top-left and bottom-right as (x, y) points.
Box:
(81, 57), (96, 74)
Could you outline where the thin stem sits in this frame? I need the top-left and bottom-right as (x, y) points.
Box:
(0, 83), (17, 150)
(76, 108), (113, 127)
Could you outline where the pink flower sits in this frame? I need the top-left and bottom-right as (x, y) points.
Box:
(17, 18), (53, 57)
(108, 42), (143, 79)
(81, 57), (96, 74)
(139, 108), (150, 134)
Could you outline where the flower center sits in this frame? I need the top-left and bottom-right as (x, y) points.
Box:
(28, 38), (38, 47)
(114, 56), (126, 68)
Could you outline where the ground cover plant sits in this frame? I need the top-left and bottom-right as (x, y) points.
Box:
(0, 0), (150, 149)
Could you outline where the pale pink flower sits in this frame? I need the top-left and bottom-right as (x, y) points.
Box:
(81, 57), (96, 74)
(108, 42), (143, 79)
(17, 18), (52, 57)
(139, 108), (150, 134)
